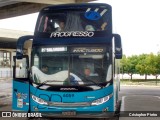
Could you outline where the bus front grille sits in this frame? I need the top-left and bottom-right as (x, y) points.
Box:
(48, 101), (91, 107)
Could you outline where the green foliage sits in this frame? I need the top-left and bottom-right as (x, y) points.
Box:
(120, 53), (160, 79)
(120, 55), (138, 79)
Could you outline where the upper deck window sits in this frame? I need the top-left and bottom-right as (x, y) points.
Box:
(35, 6), (111, 34)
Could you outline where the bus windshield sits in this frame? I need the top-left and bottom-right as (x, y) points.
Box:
(35, 6), (111, 33)
(31, 45), (112, 88)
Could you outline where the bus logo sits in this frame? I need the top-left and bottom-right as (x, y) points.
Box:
(15, 92), (27, 99)
(60, 88), (78, 91)
(85, 8), (107, 20)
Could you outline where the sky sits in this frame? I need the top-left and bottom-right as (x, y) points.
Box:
(96, 0), (160, 56)
(0, 0), (160, 56)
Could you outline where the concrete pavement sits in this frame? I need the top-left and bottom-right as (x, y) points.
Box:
(119, 95), (160, 120)
(1, 79), (160, 120)
(0, 78), (12, 106)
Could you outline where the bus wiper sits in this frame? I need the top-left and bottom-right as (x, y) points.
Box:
(36, 80), (55, 88)
(83, 78), (104, 88)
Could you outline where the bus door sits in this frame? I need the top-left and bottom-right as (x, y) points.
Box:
(12, 55), (30, 111)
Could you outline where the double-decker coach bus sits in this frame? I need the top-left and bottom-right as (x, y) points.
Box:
(12, 3), (122, 119)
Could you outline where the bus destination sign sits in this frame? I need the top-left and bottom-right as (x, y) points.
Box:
(71, 47), (105, 53)
(41, 47), (67, 52)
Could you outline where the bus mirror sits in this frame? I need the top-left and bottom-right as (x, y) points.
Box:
(113, 34), (122, 59)
(16, 35), (34, 59)
(13, 55), (29, 79)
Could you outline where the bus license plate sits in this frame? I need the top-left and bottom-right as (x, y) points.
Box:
(62, 111), (76, 116)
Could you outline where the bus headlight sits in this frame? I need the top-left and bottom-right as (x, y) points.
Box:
(91, 94), (113, 106)
(32, 95), (48, 105)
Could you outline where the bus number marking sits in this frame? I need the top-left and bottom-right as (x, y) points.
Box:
(63, 94), (74, 98)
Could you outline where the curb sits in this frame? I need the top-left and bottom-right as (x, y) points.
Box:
(120, 84), (160, 88)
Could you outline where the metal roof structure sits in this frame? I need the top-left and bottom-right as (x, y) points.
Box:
(0, 0), (95, 49)
(0, 28), (33, 49)
(0, 0), (95, 19)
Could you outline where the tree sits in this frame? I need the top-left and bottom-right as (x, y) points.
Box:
(121, 53), (160, 80)
(120, 55), (138, 80)
(120, 55), (127, 74)
(147, 53), (158, 79)
(154, 54), (160, 79)
(126, 55), (138, 79)
(136, 54), (149, 80)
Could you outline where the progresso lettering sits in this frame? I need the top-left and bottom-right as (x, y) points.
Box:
(50, 31), (94, 38)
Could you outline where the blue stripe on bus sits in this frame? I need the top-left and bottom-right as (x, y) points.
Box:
(33, 37), (112, 46)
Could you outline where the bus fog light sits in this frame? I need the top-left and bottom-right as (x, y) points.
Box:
(33, 106), (38, 110)
(102, 108), (108, 112)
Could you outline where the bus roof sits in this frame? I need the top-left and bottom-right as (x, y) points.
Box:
(40, 3), (112, 13)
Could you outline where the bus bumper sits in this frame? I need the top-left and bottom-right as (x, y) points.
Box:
(40, 112), (114, 118)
